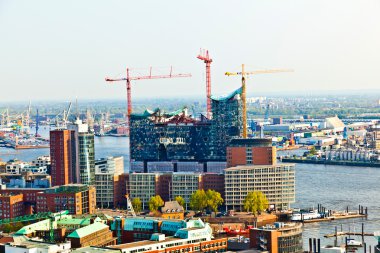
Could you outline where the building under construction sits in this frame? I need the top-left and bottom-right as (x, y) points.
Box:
(130, 87), (243, 164)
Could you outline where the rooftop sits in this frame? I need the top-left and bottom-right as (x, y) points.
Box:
(228, 138), (273, 147)
(71, 246), (120, 253)
(67, 222), (109, 239)
(225, 163), (295, 171)
(109, 236), (179, 249)
(44, 184), (92, 194)
(211, 87), (242, 102)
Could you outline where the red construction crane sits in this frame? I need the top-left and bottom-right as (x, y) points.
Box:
(197, 49), (213, 119)
(105, 66), (191, 128)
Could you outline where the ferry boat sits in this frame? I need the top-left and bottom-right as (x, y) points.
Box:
(291, 209), (321, 221)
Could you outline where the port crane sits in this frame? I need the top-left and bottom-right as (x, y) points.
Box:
(225, 65), (293, 138)
(197, 49), (213, 119)
(105, 67), (191, 131)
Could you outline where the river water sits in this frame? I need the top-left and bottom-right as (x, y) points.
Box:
(0, 136), (379, 251)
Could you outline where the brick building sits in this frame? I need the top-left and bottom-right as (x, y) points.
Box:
(227, 138), (276, 167)
(50, 129), (73, 186)
(201, 173), (225, 199)
(67, 222), (116, 248)
(36, 184), (96, 214)
(0, 193), (24, 219)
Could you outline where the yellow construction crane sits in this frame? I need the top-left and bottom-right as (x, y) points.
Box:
(225, 64), (293, 138)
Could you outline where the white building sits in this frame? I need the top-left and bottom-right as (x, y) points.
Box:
(95, 156), (124, 208)
(31, 156), (51, 167)
(5, 240), (71, 253)
(224, 164), (295, 210)
(129, 173), (158, 209)
(171, 173), (202, 209)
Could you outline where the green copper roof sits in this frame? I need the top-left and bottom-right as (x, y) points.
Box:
(67, 222), (108, 239)
(57, 218), (92, 226)
(210, 87), (242, 101)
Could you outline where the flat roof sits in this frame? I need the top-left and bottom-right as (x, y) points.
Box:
(225, 163), (295, 171)
(72, 246), (120, 253)
(109, 236), (179, 249)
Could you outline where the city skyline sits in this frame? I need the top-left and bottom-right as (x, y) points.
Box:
(1, 0), (380, 102)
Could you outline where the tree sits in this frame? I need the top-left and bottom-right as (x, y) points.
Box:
(190, 189), (207, 211)
(175, 196), (185, 207)
(132, 198), (142, 213)
(206, 189), (224, 214)
(243, 191), (269, 214)
(309, 146), (317, 155)
(148, 195), (164, 212)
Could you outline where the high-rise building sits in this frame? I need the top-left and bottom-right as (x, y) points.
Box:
(50, 129), (73, 186)
(68, 119), (95, 185)
(210, 87), (243, 160)
(95, 156), (124, 208)
(227, 138), (276, 167)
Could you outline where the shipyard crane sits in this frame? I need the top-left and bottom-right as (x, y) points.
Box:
(225, 65), (293, 138)
(105, 66), (192, 130)
(197, 49), (213, 119)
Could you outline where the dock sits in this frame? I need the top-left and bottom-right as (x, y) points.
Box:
(303, 213), (367, 223)
(324, 232), (374, 238)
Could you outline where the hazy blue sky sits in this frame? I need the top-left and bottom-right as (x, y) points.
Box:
(1, 0), (380, 102)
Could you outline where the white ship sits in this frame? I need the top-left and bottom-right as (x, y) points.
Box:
(291, 209), (321, 221)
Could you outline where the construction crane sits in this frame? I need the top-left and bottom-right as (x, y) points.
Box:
(35, 109), (40, 137)
(197, 49), (213, 119)
(125, 194), (136, 217)
(105, 67), (191, 131)
(225, 64), (293, 138)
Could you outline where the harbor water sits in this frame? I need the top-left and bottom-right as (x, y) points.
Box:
(0, 137), (379, 251)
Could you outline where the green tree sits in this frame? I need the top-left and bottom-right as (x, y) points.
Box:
(190, 189), (207, 211)
(132, 198), (142, 213)
(1, 223), (12, 233)
(175, 196), (185, 207)
(148, 195), (164, 212)
(243, 191), (269, 214)
(206, 189), (224, 214)
(309, 146), (317, 155)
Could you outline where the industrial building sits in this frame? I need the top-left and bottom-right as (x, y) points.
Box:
(129, 87), (243, 166)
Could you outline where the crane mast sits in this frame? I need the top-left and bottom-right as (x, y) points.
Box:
(225, 65), (293, 138)
(197, 49), (213, 119)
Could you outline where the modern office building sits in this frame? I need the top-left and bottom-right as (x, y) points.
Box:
(171, 173), (202, 209)
(227, 138), (276, 167)
(95, 157), (124, 208)
(250, 223), (303, 253)
(129, 173), (158, 209)
(68, 119), (95, 185)
(224, 164), (295, 210)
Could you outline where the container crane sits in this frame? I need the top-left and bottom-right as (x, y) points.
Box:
(105, 67), (191, 131)
(197, 49), (213, 119)
(225, 65), (293, 138)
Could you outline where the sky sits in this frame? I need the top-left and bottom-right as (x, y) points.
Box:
(1, 0), (380, 102)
